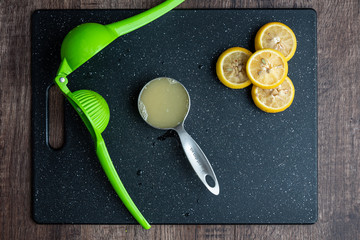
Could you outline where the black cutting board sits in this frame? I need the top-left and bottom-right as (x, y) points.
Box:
(31, 9), (317, 224)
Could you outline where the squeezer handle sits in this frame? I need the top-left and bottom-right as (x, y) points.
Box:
(96, 137), (151, 229)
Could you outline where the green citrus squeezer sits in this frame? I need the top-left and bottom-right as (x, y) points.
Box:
(54, 0), (184, 230)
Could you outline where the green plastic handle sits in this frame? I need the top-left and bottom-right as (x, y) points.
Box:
(106, 0), (184, 37)
(96, 135), (151, 229)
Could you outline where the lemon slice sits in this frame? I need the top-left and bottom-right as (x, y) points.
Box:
(216, 47), (252, 89)
(255, 22), (297, 61)
(252, 76), (295, 113)
(246, 49), (288, 89)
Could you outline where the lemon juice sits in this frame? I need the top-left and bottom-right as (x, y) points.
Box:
(138, 77), (189, 129)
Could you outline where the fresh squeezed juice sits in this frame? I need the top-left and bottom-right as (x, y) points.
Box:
(139, 77), (189, 129)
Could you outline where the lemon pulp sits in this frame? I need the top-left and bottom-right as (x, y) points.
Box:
(252, 77), (295, 113)
(222, 51), (250, 84)
(216, 47), (252, 89)
(246, 49), (288, 89)
(255, 22), (297, 61)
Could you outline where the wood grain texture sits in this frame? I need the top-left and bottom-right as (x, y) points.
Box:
(1, 0), (359, 239)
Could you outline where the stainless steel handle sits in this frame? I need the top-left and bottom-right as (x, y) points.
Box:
(175, 124), (220, 195)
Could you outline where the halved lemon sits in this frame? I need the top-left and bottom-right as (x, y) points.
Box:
(246, 49), (288, 89)
(255, 22), (297, 61)
(216, 47), (252, 89)
(252, 76), (295, 113)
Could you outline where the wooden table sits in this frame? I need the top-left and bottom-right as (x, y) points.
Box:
(1, 0), (359, 239)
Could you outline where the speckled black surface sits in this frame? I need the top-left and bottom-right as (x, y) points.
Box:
(31, 9), (317, 224)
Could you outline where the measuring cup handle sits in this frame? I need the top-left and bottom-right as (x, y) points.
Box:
(175, 125), (220, 195)
(96, 136), (151, 229)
